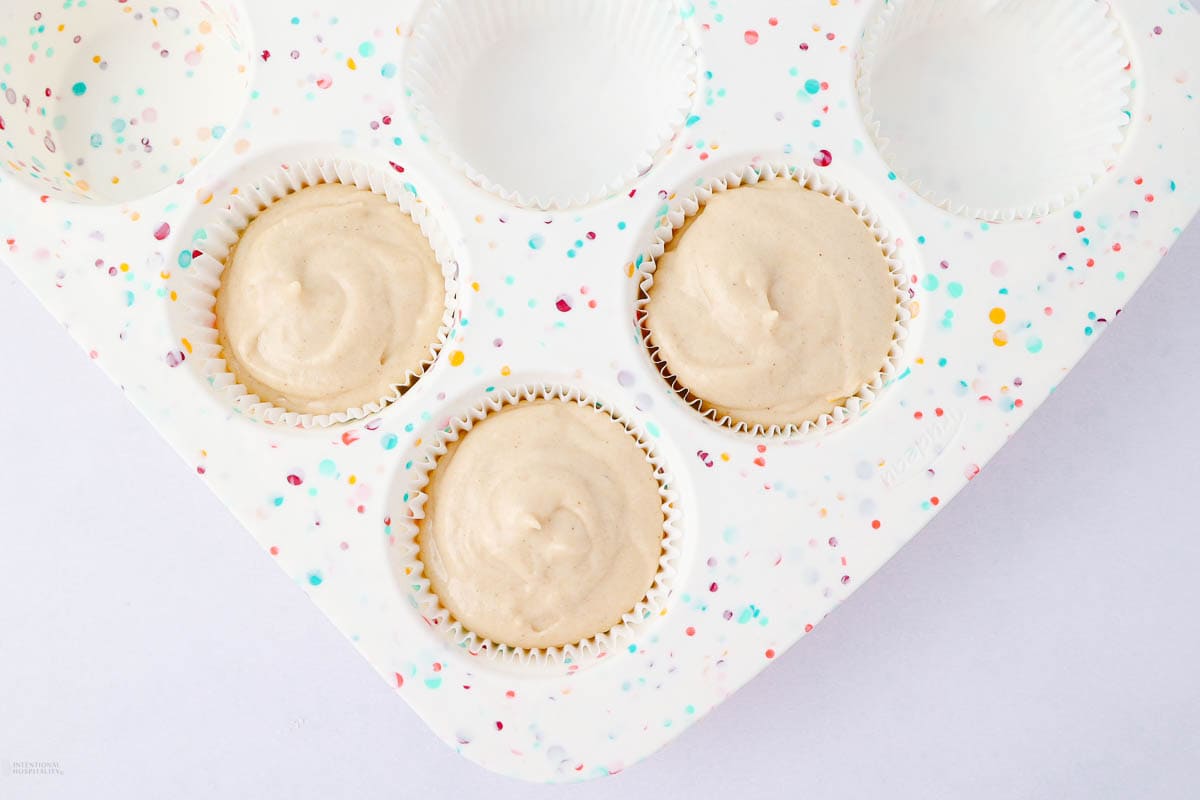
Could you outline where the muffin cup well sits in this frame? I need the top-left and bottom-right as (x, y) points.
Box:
(389, 383), (683, 668)
(405, 0), (698, 210)
(636, 161), (913, 438)
(857, 0), (1132, 222)
(173, 157), (460, 428)
(0, 0), (252, 205)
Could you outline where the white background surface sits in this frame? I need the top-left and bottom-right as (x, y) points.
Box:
(1, 217), (1198, 799)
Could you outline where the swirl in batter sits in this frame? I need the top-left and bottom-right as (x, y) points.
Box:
(216, 183), (445, 415)
(644, 178), (898, 427)
(417, 400), (665, 650)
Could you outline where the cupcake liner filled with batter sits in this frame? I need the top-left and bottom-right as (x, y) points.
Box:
(637, 162), (912, 437)
(390, 383), (682, 666)
(174, 157), (460, 428)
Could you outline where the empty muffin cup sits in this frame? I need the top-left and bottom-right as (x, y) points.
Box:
(390, 383), (683, 666)
(638, 162), (913, 438)
(0, 0), (252, 205)
(174, 157), (460, 428)
(405, 0), (698, 209)
(857, 0), (1132, 221)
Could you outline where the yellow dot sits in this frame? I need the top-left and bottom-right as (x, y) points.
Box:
(720, 452), (730, 462)
(989, 307), (1007, 324)
(471, 282), (480, 292)
(348, 475), (357, 485)
(449, 350), (465, 367)
(346, 58), (357, 70)
(169, 291), (178, 302)
(474, 215), (484, 224)
(500, 365), (511, 377)
(910, 299), (921, 319)
(626, 263), (636, 278)
(119, 262), (129, 272)
(993, 330), (1009, 347)
(92, 55), (101, 64)
(181, 337), (193, 354)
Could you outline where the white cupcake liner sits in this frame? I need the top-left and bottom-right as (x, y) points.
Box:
(636, 161), (913, 438)
(173, 157), (460, 428)
(390, 383), (683, 668)
(405, 0), (699, 210)
(857, 0), (1132, 222)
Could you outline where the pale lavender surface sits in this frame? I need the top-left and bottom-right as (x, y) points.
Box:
(1, 217), (1197, 798)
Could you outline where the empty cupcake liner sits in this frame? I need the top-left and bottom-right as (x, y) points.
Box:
(857, 0), (1132, 222)
(636, 161), (914, 438)
(389, 383), (684, 669)
(173, 156), (461, 428)
(405, 0), (699, 210)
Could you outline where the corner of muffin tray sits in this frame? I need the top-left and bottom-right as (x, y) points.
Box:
(0, 0), (1197, 784)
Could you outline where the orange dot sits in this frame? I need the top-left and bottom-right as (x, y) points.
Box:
(449, 350), (465, 367)
(989, 307), (1006, 324)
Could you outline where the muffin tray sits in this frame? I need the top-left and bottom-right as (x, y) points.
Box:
(3, 0), (1198, 783)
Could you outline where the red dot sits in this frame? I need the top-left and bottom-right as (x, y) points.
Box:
(871, 519), (881, 530)
(744, 29), (759, 44)
(286, 474), (303, 486)
(934, 408), (944, 417)
(813, 149), (833, 167)
(269, 546), (279, 556)
(495, 721), (504, 731)
(931, 497), (940, 506)
(804, 624), (814, 633)
(709, 582), (719, 592)
(913, 411), (924, 420)
(685, 626), (696, 636)
(505, 690), (515, 698)
(765, 648), (776, 659)
(394, 673), (404, 688)
(768, 17), (778, 26)
(432, 662), (442, 672)
(1112, 243), (1122, 252)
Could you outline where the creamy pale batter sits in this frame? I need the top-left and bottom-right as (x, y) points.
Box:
(417, 400), (665, 650)
(644, 178), (898, 427)
(215, 183), (445, 415)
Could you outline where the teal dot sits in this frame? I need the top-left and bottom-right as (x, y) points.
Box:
(381, 62), (397, 78)
(211, 125), (226, 139)
(318, 459), (337, 477)
(307, 572), (323, 586)
(922, 274), (939, 291)
(89, 132), (103, 148)
(358, 41), (375, 58)
(71, 81), (87, 96)
(1115, 271), (1126, 281)
(1073, 210), (1083, 219)
(178, 250), (193, 268)
(290, 16), (300, 24)
(946, 281), (964, 299)
(381, 433), (398, 450)
(111, 118), (126, 133)
(528, 234), (544, 250)
(685, 114), (701, 127)
(804, 78), (820, 94)
(617, 221), (627, 231)
(937, 357), (948, 367)
(1026, 337), (1044, 354)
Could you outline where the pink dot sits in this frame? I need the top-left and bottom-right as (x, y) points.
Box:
(744, 30), (759, 44)
(990, 260), (1007, 277)
(316, 74), (333, 90)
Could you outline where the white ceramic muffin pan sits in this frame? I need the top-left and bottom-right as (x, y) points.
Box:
(2, 0), (1197, 783)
